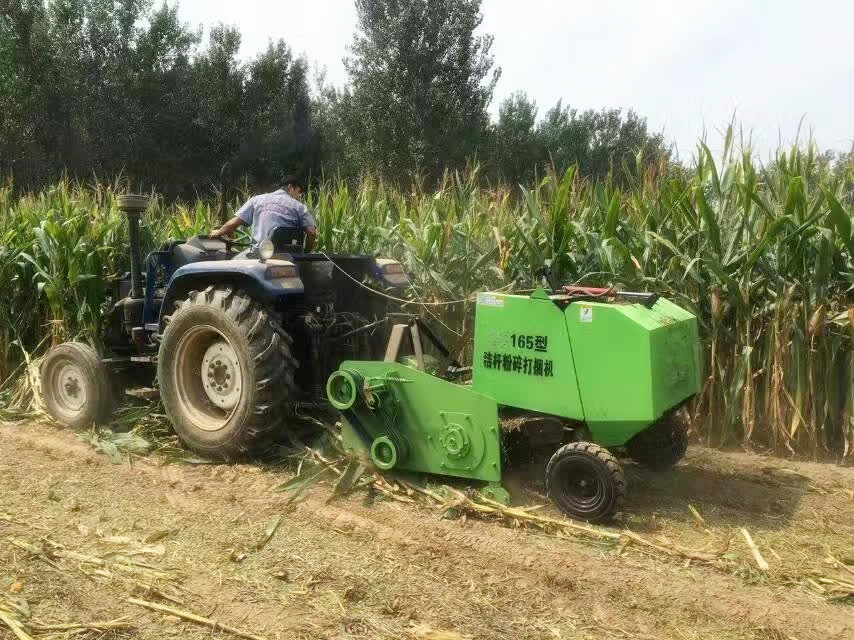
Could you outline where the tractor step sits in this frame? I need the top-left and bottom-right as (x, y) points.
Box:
(102, 355), (158, 364)
(124, 387), (160, 400)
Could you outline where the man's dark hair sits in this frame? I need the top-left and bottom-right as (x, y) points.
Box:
(281, 174), (306, 191)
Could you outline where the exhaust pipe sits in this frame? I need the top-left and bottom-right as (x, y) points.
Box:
(117, 195), (149, 299)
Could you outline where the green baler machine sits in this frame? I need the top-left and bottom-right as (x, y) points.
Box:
(327, 287), (701, 521)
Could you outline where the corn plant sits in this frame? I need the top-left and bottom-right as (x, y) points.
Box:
(0, 129), (852, 457)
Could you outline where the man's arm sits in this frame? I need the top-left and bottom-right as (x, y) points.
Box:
(303, 226), (317, 251)
(300, 204), (318, 251)
(211, 196), (254, 238)
(210, 216), (246, 238)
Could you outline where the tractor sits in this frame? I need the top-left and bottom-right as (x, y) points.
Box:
(40, 194), (407, 459)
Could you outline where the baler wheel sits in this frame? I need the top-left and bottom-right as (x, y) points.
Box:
(626, 413), (688, 470)
(41, 342), (114, 428)
(546, 442), (625, 522)
(158, 286), (297, 460)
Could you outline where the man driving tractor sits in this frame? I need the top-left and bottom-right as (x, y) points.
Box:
(210, 175), (317, 251)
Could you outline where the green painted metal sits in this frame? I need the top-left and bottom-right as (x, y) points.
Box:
(327, 369), (360, 410)
(471, 291), (584, 419)
(564, 296), (700, 445)
(480, 483), (511, 505)
(334, 361), (504, 484)
(398, 353), (442, 376)
(328, 290), (700, 493)
(472, 291), (700, 447)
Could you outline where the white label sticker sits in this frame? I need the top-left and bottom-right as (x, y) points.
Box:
(478, 293), (505, 308)
(580, 306), (593, 323)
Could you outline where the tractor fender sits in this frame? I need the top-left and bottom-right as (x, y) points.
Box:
(159, 259), (303, 329)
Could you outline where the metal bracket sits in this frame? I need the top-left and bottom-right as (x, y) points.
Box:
(125, 387), (160, 399)
(384, 324), (407, 363)
(383, 323), (425, 371)
(410, 323), (425, 372)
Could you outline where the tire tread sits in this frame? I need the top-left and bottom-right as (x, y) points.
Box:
(546, 441), (625, 521)
(41, 342), (114, 428)
(158, 286), (296, 460)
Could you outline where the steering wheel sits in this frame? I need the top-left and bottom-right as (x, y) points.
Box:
(219, 236), (251, 251)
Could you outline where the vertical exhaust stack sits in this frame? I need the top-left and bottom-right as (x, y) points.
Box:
(116, 194), (149, 299)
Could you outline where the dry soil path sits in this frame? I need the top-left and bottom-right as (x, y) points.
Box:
(1, 421), (853, 640)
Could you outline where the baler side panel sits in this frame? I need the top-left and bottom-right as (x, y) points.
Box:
(566, 301), (655, 445)
(567, 300), (701, 446)
(646, 298), (702, 417)
(471, 294), (584, 420)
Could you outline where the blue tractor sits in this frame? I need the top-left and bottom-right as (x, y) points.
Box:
(40, 195), (409, 459)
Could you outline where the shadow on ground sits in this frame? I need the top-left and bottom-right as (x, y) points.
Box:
(625, 459), (809, 530)
(503, 447), (810, 531)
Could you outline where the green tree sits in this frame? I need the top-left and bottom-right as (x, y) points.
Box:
(0, 0), (201, 190)
(0, 0), (71, 185)
(121, 2), (199, 189)
(491, 91), (541, 186)
(185, 24), (245, 190)
(344, 0), (500, 183)
(239, 42), (317, 186)
(1, 0), (671, 193)
(539, 102), (669, 183)
(310, 70), (360, 179)
(0, 2), (323, 196)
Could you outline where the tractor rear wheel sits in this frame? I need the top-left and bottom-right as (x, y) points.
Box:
(626, 413), (688, 470)
(41, 342), (114, 428)
(546, 442), (625, 522)
(158, 286), (297, 460)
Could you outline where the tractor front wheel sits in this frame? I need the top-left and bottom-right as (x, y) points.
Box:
(626, 413), (688, 470)
(158, 286), (296, 460)
(546, 442), (625, 522)
(41, 342), (114, 428)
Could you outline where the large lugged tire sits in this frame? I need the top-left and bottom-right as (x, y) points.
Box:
(546, 442), (625, 522)
(626, 413), (688, 471)
(158, 286), (296, 460)
(41, 342), (114, 428)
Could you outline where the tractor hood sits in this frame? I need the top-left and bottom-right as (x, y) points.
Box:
(169, 258), (304, 292)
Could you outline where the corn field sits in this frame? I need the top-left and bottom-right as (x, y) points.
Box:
(1, 132), (853, 458)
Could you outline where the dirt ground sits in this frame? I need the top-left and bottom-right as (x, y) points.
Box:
(1, 421), (853, 640)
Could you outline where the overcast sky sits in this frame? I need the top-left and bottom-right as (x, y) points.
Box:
(171, 0), (853, 161)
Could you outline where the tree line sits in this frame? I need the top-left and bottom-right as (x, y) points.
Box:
(2, 0), (672, 196)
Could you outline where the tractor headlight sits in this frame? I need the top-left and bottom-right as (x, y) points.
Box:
(258, 239), (275, 262)
(265, 265), (298, 280)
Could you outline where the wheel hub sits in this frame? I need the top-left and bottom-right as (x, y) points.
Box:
(554, 458), (607, 512)
(573, 475), (597, 499)
(201, 340), (242, 411)
(56, 363), (86, 412)
(440, 423), (470, 459)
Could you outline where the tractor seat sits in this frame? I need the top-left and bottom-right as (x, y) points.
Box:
(269, 227), (306, 255)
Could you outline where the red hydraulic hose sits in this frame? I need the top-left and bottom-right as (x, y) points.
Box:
(561, 285), (616, 297)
